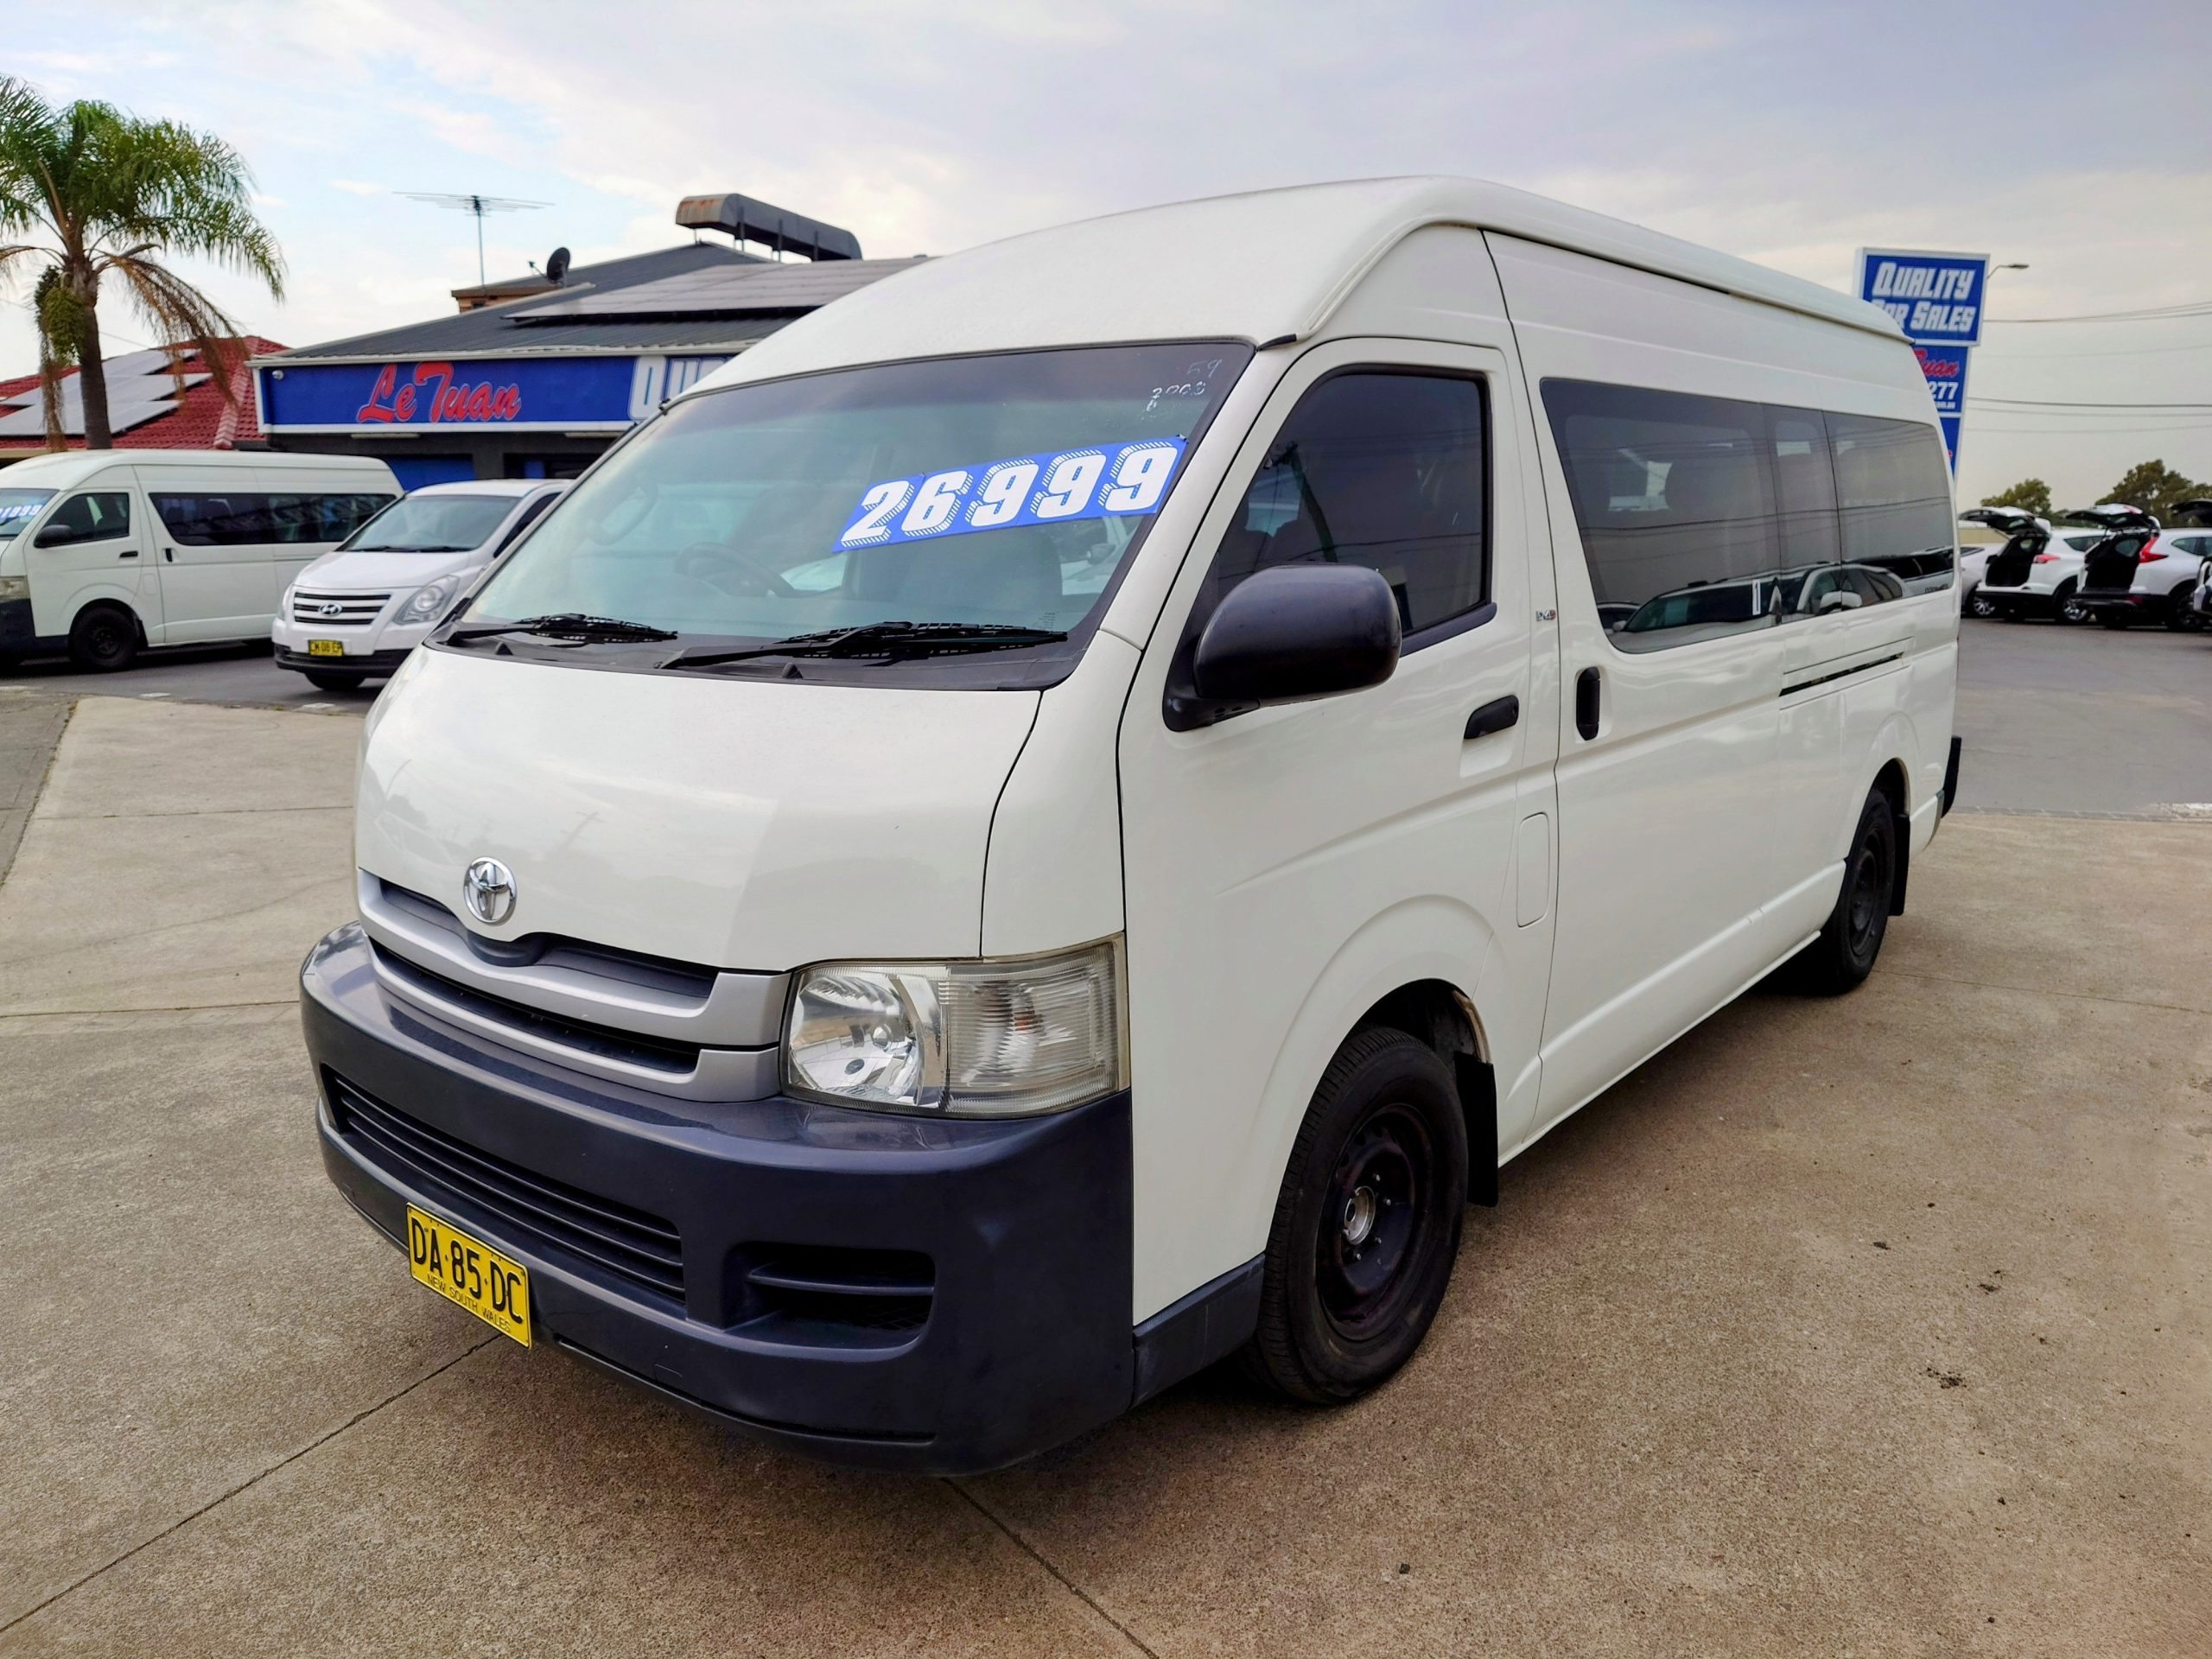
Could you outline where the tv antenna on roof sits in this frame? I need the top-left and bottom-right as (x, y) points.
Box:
(400, 192), (552, 286)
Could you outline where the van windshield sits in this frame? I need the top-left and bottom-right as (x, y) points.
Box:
(0, 489), (55, 539)
(458, 343), (1249, 682)
(343, 493), (516, 553)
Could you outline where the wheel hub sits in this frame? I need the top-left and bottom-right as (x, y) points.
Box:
(1316, 1102), (1433, 1339)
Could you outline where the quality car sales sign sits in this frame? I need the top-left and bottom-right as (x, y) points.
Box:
(1854, 249), (1991, 346)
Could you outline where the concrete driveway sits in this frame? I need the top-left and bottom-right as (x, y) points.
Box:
(2, 693), (2208, 1657)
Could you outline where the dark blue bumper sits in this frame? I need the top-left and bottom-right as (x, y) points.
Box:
(302, 924), (1142, 1473)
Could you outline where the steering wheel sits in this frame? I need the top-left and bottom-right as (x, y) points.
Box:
(673, 541), (796, 598)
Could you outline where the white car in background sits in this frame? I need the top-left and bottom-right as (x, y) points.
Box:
(2064, 504), (2207, 630)
(1960, 508), (2107, 622)
(272, 480), (568, 690)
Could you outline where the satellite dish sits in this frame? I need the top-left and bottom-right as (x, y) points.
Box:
(546, 246), (571, 285)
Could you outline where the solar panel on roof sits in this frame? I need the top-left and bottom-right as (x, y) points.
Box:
(507, 257), (921, 322)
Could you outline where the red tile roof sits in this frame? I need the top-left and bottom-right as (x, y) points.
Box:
(0, 336), (285, 454)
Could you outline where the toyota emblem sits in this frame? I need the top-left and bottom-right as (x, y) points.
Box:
(462, 857), (517, 925)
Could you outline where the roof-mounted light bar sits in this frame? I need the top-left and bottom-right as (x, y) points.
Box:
(674, 194), (862, 262)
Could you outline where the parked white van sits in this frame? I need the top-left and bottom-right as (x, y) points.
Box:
(0, 449), (397, 671)
(271, 479), (569, 691)
(303, 178), (1961, 1473)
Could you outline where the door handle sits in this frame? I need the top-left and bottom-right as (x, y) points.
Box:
(1464, 695), (1519, 741)
(163, 548), (175, 563)
(1574, 667), (1602, 741)
(118, 549), (137, 559)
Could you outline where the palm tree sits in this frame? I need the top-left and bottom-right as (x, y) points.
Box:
(0, 77), (283, 448)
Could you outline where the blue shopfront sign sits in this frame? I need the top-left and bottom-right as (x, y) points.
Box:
(257, 353), (729, 433)
(1854, 249), (1989, 346)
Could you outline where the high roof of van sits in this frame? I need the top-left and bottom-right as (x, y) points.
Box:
(695, 176), (1905, 395)
(0, 448), (396, 488)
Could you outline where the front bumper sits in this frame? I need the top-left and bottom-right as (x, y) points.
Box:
(276, 645), (414, 677)
(0, 594), (60, 655)
(302, 925), (1140, 1473)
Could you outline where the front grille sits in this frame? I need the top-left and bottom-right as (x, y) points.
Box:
(327, 1073), (686, 1305)
(293, 589), (391, 627)
(372, 941), (702, 1074)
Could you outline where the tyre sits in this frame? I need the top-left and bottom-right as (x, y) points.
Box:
(2097, 611), (2131, 630)
(67, 603), (138, 672)
(1792, 783), (1897, 995)
(1965, 589), (1997, 620)
(1243, 1027), (1467, 1405)
(2056, 584), (2088, 626)
(2165, 589), (2202, 632)
(303, 669), (368, 693)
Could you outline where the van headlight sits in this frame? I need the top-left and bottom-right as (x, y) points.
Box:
(0, 574), (27, 602)
(397, 575), (463, 625)
(784, 939), (1126, 1116)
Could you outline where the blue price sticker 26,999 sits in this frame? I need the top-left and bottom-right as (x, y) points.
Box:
(837, 437), (1187, 550)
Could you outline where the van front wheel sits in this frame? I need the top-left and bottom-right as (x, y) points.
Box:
(1243, 1027), (1466, 1405)
(1795, 785), (1897, 995)
(67, 603), (138, 672)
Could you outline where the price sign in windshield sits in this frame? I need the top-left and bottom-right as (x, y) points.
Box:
(837, 437), (1188, 550)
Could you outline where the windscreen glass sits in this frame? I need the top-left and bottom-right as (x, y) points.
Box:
(344, 494), (516, 552)
(0, 489), (56, 539)
(464, 344), (1248, 662)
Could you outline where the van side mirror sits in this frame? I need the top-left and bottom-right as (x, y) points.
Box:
(33, 521), (80, 548)
(1166, 564), (1402, 731)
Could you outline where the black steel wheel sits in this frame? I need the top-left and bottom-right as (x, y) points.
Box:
(1791, 784), (1897, 995)
(67, 603), (138, 672)
(1244, 1027), (1466, 1404)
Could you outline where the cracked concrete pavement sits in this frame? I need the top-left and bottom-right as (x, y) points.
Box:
(1, 691), (2207, 1657)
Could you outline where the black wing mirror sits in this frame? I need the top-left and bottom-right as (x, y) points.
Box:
(33, 521), (80, 548)
(1166, 563), (1402, 731)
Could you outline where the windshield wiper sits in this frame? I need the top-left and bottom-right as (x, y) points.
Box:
(444, 613), (679, 645)
(660, 620), (1069, 671)
(362, 543), (474, 553)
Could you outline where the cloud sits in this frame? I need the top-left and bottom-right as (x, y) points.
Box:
(327, 180), (387, 196)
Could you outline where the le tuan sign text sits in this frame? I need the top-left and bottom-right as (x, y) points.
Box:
(355, 361), (523, 424)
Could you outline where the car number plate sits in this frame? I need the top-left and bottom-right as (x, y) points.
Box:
(406, 1205), (531, 1345)
(307, 639), (345, 657)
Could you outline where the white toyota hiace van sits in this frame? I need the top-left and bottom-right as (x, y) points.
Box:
(0, 449), (397, 670)
(304, 179), (1961, 1473)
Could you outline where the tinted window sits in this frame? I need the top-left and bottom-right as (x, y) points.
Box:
(1202, 371), (1488, 640)
(153, 491), (391, 547)
(1544, 381), (1777, 650)
(342, 493), (518, 553)
(39, 491), (131, 543)
(1829, 414), (1955, 593)
(1546, 380), (1955, 647)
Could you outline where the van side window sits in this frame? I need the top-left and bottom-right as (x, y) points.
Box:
(1828, 414), (1955, 593)
(152, 492), (386, 547)
(1543, 381), (1779, 650)
(1769, 410), (1840, 572)
(38, 491), (131, 544)
(1204, 371), (1489, 643)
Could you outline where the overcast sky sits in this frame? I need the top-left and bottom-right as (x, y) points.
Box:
(5, 0), (2209, 505)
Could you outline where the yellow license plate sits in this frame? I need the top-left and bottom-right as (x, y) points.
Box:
(406, 1205), (531, 1345)
(307, 639), (346, 657)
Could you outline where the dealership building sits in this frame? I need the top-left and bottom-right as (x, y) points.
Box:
(251, 194), (912, 489)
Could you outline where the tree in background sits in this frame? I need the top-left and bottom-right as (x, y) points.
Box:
(2101, 459), (2208, 524)
(31, 267), (86, 452)
(0, 77), (282, 448)
(1980, 478), (2052, 517)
